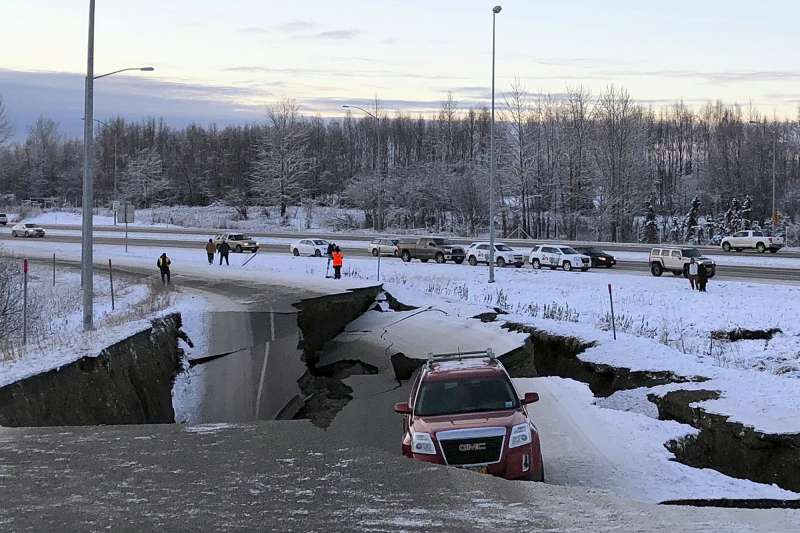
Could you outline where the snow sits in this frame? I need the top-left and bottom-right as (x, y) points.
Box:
(5, 233), (800, 501)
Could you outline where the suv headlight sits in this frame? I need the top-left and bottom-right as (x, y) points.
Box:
(411, 432), (437, 455)
(509, 423), (532, 448)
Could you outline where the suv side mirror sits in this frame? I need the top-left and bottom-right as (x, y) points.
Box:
(394, 402), (412, 415)
(521, 392), (539, 405)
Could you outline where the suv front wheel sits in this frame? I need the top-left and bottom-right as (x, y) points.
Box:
(562, 261), (572, 272)
(722, 242), (731, 252)
(531, 258), (541, 269)
(468, 256), (478, 266)
(650, 262), (663, 277)
(401, 251), (412, 262)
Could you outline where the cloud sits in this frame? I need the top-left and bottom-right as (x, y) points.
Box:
(224, 65), (467, 81)
(277, 20), (317, 33)
(240, 26), (270, 35)
(299, 29), (361, 40)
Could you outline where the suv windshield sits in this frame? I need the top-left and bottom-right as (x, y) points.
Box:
(229, 234), (245, 240)
(313, 240), (328, 245)
(432, 238), (449, 246)
(681, 248), (701, 258)
(25, 224), (38, 228)
(415, 376), (519, 417)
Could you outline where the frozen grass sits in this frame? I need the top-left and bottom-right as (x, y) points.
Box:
(0, 260), (173, 363)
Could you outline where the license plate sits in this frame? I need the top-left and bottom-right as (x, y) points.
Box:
(461, 465), (488, 474)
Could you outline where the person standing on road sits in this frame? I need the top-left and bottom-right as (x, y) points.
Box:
(218, 239), (231, 266)
(157, 253), (171, 286)
(697, 262), (709, 292)
(332, 246), (344, 280)
(205, 239), (216, 265)
(688, 258), (698, 290)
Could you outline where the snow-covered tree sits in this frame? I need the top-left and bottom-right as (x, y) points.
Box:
(684, 195), (701, 243)
(120, 147), (166, 207)
(0, 95), (10, 147)
(249, 99), (312, 220)
(642, 195), (659, 244)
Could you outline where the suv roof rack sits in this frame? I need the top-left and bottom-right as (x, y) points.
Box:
(425, 348), (496, 368)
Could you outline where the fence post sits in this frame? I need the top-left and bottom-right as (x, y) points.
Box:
(108, 259), (115, 311)
(52, 253), (56, 286)
(608, 283), (617, 340)
(377, 250), (382, 282)
(23, 259), (28, 346)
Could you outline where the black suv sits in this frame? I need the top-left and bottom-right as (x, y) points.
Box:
(573, 246), (616, 268)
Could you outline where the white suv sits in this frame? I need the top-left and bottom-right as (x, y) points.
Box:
(529, 245), (590, 272)
(466, 242), (525, 267)
(649, 247), (716, 278)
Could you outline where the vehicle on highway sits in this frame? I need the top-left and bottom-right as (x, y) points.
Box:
(0, 213), (7, 226)
(290, 238), (331, 257)
(368, 238), (399, 257)
(394, 350), (544, 481)
(11, 222), (45, 238)
(397, 237), (465, 264)
(213, 233), (259, 253)
(721, 230), (784, 253)
(573, 246), (616, 268)
(466, 242), (525, 268)
(649, 247), (716, 278)
(529, 244), (590, 272)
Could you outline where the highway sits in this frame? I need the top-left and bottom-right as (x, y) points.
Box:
(33, 223), (800, 258)
(2, 229), (800, 282)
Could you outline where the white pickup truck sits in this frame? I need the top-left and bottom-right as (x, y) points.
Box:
(721, 230), (784, 253)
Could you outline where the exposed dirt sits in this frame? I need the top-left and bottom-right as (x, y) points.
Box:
(649, 389), (800, 493)
(711, 328), (782, 342)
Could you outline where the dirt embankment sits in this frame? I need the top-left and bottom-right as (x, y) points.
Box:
(0, 314), (184, 427)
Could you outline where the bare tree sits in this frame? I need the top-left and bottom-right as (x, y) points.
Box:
(0, 95), (11, 147)
(250, 99), (312, 220)
(503, 78), (535, 236)
(120, 147), (167, 207)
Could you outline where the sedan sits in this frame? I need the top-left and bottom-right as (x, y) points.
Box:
(368, 238), (399, 257)
(573, 246), (616, 268)
(11, 223), (46, 238)
(290, 238), (331, 257)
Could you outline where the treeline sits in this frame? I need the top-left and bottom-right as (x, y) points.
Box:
(0, 87), (798, 241)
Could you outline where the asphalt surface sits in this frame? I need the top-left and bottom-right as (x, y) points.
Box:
(33, 223), (800, 258)
(3, 422), (800, 532)
(3, 230), (800, 282)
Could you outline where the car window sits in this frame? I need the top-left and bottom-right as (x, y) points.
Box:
(559, 247), (579, 255)
(496, 244), (513, 251)
(300, 240), (310, 245)
(371, 239), (380, 244)
(478, 244), (489, 250)
(660, 250), (670, 256)
(670, 250), (681, 258)
(734, 231), (746, 237)
(651, 249), (660, 256)
(681, 248), (701, 258)
(313, 240), (328, 245)
(25, 224), (37, 228)
(414, 376), (519, 417)
(752, 231), (763, 237)
(432, 238), (446, 246)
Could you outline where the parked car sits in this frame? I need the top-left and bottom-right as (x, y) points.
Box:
(529, 244), (590, 272)
(394, 350), (544, 481)
(368, 238), (399, 257)
(397, 238), (466, 264)
(290, 238), (331, 257)
(721, 230), (784, 253)
(466, 242), (525, 268)
(573, 246), (616, 268)
(649, 247), (716, 278)
(0, 213), (8, 226)
(213, 233), (259, 253)
(11, 223), (45, 238)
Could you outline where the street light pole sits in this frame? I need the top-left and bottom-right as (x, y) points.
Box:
(82, 0), (96, 331)
(342, 104), (382, 231)
(81, 0), (154, 331)
(488, 5), (502, 284)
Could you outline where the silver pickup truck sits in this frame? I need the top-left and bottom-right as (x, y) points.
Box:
(397, 237), (466, 264)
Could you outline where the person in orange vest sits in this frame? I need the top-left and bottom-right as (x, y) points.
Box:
(332, 246), (344, 279)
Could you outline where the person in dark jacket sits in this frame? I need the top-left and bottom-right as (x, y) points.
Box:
(218, 240), (231, 265)
(697, 263), (709, 292)
(157, 253), (171, 286)
(205, 239), (216, 264)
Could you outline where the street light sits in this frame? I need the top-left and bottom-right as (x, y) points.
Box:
(342, 104), (383, 232)
(748, 120), (777, 228)
(488, 5), (502, 284)
(82, 0), (154, 331)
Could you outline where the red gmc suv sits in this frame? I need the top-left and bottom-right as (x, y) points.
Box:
(394, 350), (544, 481)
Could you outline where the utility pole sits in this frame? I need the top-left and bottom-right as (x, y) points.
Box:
(82, 0), (96, 331)
(488, 5), (502, 284)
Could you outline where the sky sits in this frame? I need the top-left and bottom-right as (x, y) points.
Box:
(1, 0), (799, 140)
